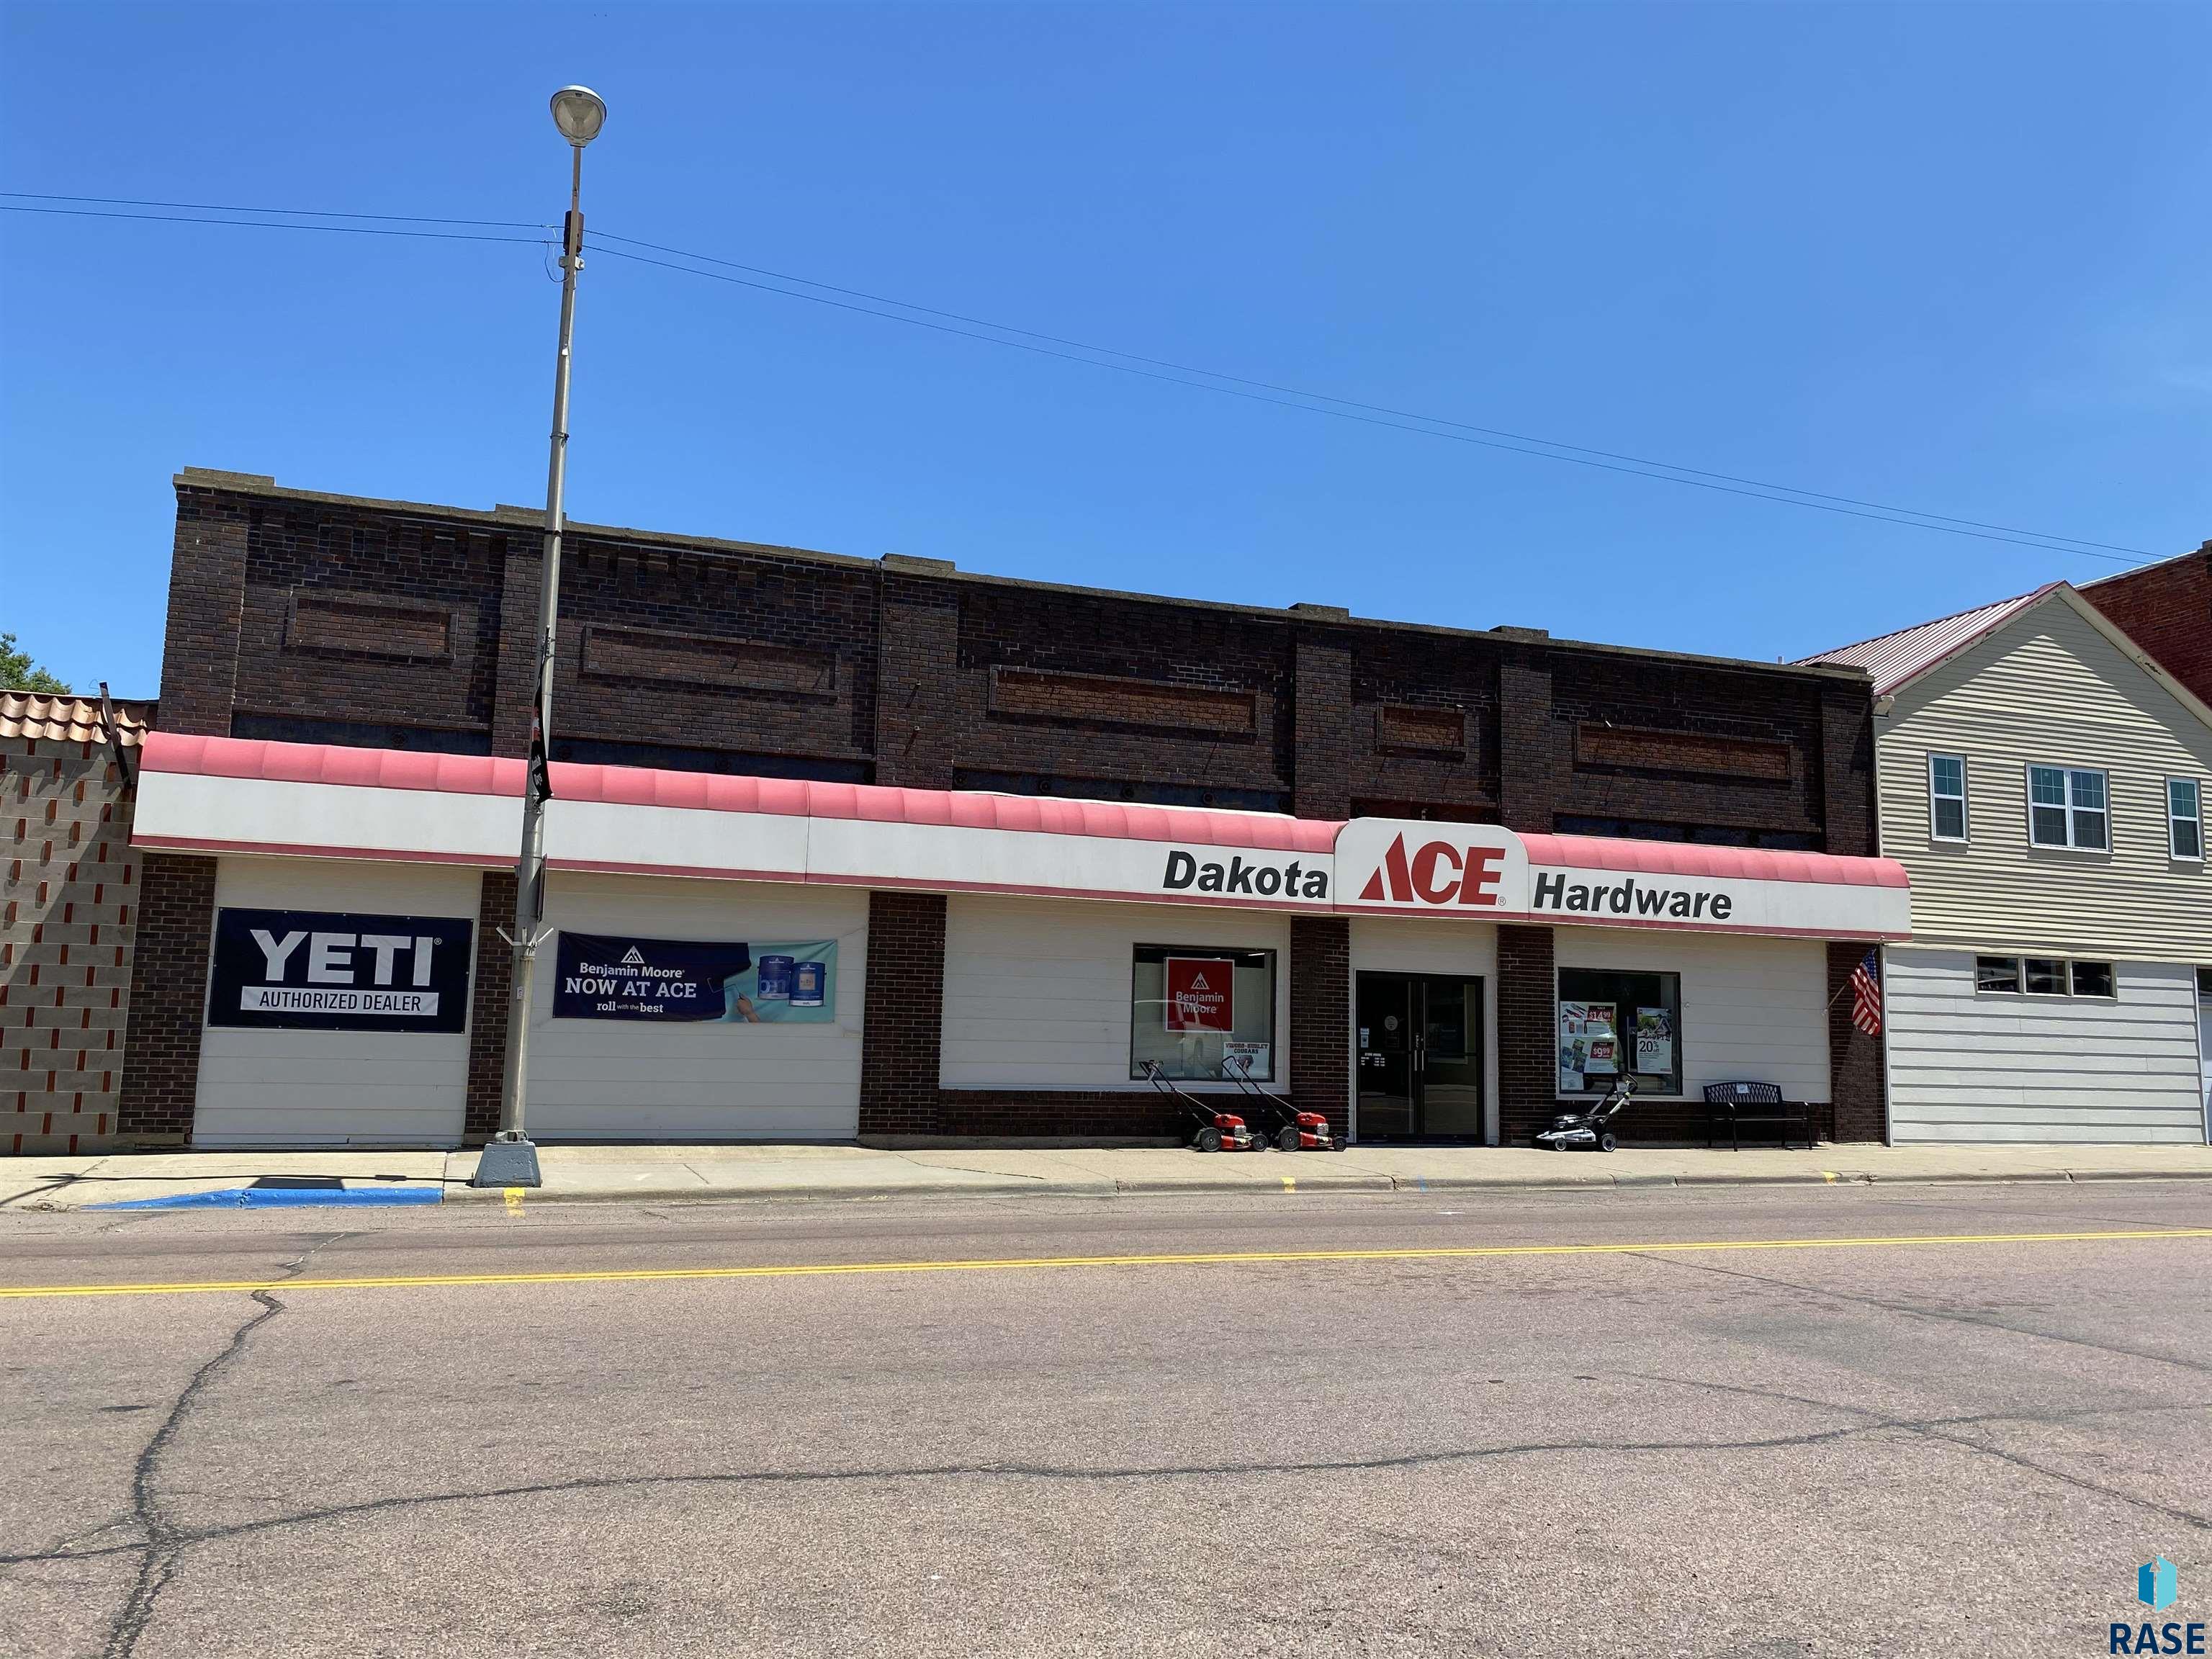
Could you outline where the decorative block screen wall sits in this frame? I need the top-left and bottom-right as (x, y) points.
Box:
(2, 713), (148, 1153)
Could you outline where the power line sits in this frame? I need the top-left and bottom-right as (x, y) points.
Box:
(1, 189), (548, 230)
(586, 241), (2152, 567)
(591, 230), (2153, 563)
(0, 188), (2164, 567)
(0, 202), (548, 246)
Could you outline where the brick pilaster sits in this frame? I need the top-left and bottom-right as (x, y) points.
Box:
(1496, 653), (1563, 835)
(464, 869), (516, 1141)
(491, 534), (541, 757)
(1827, 942), (1886, 1143)
(1292, 634), (1352, 820)
(1289, 914), (1350, 1127)
(873, 575), (961, 789)
(114, 851), (217, 1146)
(158, 482), (253, 736)
(1496, 922), (1556, 1143)
(1818, 686), (1879, 858)
(857, 890), (946, 1136)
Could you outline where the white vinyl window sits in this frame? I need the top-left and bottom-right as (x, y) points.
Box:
(1928, 754), (1968, 841)
(2027, 764), (2108, 850)
(2168, 778), (2203, 861)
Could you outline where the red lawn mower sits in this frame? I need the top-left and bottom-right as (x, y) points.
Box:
(1223, 1053), (1339, 1151)
(1143, 1061), (1260, 1152)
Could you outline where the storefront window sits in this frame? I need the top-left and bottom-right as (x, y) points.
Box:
(1557, 968), (1683, 1097)
(1129, 945), (1277, 1082)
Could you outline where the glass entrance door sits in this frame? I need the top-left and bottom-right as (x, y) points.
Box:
(1354, 972), (1486, 1141)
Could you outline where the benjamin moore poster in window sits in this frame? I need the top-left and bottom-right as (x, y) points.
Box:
(554, 934), (839, 1022)
(207, 907), (474, 1033)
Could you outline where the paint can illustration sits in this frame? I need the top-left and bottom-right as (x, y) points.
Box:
(755, 955), (795, 1001)
(791, 959), (827, 1007)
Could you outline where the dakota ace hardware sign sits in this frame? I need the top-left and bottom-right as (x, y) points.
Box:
(207, 908), (474, 1033)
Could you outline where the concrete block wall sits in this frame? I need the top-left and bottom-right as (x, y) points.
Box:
(1, 732), (143, 1152)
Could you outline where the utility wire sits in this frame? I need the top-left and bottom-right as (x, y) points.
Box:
(1, 188), (2161, 567)
(587, 240), (2150, 566)
(590, 229), (2152, 563)
(0, 189), (549, 230)
(0, 202), (548, 246)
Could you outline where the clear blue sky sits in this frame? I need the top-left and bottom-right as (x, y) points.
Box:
(4, 2), (2208, 701)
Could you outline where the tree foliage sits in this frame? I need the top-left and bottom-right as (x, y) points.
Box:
(0, 632), (71, 694)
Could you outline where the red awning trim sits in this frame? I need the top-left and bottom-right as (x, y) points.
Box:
(139, 731), (1338, 855)
(1520, 832), (1909, 891)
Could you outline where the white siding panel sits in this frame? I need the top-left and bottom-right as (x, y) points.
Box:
(194, 857), (478, 1148)
(941, 896), (1292, 1091)
(1887, 947), (2204, 1143)
(1555, 930), (1830, 1102)
(526, 874), (866, 1141)
(1878, 601), (2212, 961)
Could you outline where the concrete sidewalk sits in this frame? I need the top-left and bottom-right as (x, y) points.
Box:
(5, 1139), (2212, 1210)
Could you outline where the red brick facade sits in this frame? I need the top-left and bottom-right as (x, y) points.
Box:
(2082, 543), (2212, 708)
(123, 469), (1892, 1144)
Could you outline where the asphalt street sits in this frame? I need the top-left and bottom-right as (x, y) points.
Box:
(1, 1180), (2207, 1658)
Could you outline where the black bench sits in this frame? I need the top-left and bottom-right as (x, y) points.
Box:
(1703, 1082), (1815, 1151)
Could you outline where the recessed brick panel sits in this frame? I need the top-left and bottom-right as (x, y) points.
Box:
(988, 665), (1256, 737)
(579, 624), (838, 698)
(1575, 723), (1792, 782)
(287, 588), (454, 661)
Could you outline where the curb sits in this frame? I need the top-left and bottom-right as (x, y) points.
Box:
(420, 1166), (2212, 1206)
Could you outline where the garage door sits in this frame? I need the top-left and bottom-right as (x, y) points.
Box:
(524, 874), (866, 1141)
(193, 857), (477, 1148)
(1887, 947), (2206, 1143)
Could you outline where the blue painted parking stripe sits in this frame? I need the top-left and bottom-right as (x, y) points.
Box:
(87, 1186), (444, 1210)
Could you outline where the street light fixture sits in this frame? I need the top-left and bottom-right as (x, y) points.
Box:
(473, 86), (608, 1189)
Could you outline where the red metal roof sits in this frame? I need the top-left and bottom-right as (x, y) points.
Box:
(1799, 585), (2059, 697)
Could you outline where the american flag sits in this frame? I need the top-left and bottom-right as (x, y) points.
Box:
(1849, 948), (1884, 1036)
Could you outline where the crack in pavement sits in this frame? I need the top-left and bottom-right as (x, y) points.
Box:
(89, 1232), (354, 1659)
(2, 1394), (2189, 1575)
(1631, 1246), (2212, 1380)
(1615, 1244), (2212, 1532)
(1627, 1369), (2212, 1532)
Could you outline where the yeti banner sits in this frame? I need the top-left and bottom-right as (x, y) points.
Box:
(207, 907), (474, 1033)
(553, 932), (839, 1023)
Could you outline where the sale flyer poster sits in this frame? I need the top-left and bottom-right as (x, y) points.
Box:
(1557, 999), (1619, 1090)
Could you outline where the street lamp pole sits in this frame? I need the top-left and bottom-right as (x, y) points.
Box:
(475, 85), (608, 1190)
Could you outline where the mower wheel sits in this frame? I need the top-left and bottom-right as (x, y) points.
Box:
(1599, 1133), (1618, 1153)
(1195, 1125), (1223, 1154)
(1277, 1125), (1302, 1153)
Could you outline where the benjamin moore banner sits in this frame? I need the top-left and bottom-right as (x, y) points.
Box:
(207, 907), (474, 1033)
(553, 933), (839, 1022)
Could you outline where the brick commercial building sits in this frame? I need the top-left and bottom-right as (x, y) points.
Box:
(3, 691), (153, 1153)
(2082, 541), (2212, 708)
(114, 468), (1907, 1151)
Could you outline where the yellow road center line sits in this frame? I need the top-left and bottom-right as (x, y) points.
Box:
(2, 1227), (2208, 1301)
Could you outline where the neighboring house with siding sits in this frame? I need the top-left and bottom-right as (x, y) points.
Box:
(1807, 583), (2212, 1144)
